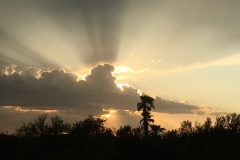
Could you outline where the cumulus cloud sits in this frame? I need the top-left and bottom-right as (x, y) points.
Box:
(85, 64), (118, 91)
(0, 64), (221, 133)
(0, 64), (212, 116)
(19, 67), (41, 78)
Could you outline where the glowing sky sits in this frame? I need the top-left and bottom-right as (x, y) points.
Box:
(1, 0), (240, 133)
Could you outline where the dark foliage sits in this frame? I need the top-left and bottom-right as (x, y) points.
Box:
(137, 94), (156, 137)
(2, 112), (240, 159)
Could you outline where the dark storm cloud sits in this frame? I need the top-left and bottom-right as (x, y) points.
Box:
(0, 64), (210, 115)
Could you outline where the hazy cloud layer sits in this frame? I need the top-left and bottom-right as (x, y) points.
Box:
(0, 28), (62, 69)
(0, 0), (127, 67)
(116, 0), (240, 72)
(2, 1), (240, 71)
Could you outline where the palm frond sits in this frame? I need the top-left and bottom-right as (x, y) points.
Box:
(140, 119), (144, 124)
(150, 104), (155, 109)
(147, 106), (151, 111)
(148, 119), (154, 123)
(138, 105), (144, 111)
(137, 102), (142, 107)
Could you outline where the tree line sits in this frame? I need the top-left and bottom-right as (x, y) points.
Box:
(13, 94), (165, 138)
(13, 94), (240, 138)
(1, 94), (240, 159)
(13, 111), (240, 139)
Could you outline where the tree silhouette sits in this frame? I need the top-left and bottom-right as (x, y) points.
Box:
(50, 115), (63, 135)
(71, 115), (113, 135)
(137, 94), (155, 137)
(116, 125), (132, 137)
(132, 126), (144, 138)
(215, 115), (227, 130)
(179, 120), (192, 136)
(163, 129), (178, 139)
(214, 112), (240, 133)
(49, 115), (71, 135)
(202, 117), (212, 133)
(11, 112), (240, 159)
(149, 124), (165, 137)
(34, 114), (48, 136)
(16, 114), (48, 137)
(226, 112), (240, 132)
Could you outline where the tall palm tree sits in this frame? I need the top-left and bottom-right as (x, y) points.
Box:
(137, 94), (155, 137)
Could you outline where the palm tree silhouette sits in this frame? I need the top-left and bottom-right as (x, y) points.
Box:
(137, 94), (155, 137)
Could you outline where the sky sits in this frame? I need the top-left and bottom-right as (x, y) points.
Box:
(1, 0), (240, 133)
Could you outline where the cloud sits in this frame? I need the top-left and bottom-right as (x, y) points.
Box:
(1, 0), (240, 72)
(207, 111), (230, 116)
(85, 64), (118, 91)
(162, 53), (240, 73)
(113, 52), (240, 76)
(0, 64), (224, 134)
(115, 0), (240, 73)
(1, 0), (238, 133)
(0, 106), (53, 133)
(0, 64), (213, 116)
(19, 67), (41, 78)
(73, 1), (127, 65)
(0, 29), (61, 71)
(0, 105), (98, 134)
(0, 0), (128, 67)
(153, 97), (215, 115)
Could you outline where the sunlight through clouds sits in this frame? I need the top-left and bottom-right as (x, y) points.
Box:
(1, 0), (240, 134)
(114, 52), (240, 75)
(81, 74), (88, 81)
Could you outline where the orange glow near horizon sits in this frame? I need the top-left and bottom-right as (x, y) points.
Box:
(101, 108), (117, 119)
